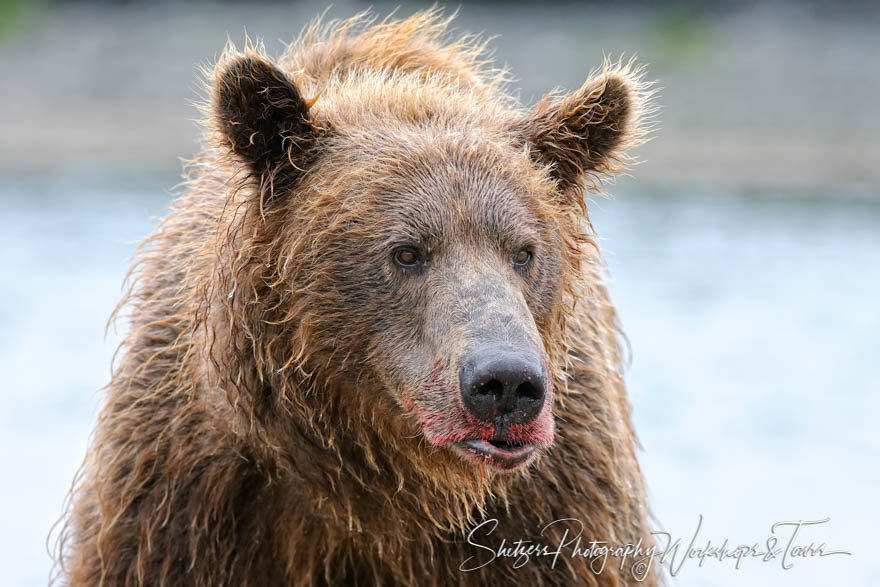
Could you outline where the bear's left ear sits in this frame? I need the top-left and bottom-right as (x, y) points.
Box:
(516, 62), (651, 194)
(213, 52), (321, 192)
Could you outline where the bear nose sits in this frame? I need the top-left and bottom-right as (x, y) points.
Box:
(459, 348), (546, 425)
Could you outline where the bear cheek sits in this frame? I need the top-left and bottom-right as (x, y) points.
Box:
(378, 339), (438, 412)
(400, 360), (475, 445)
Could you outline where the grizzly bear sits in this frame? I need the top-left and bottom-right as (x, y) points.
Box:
(56, 9), (658, 586)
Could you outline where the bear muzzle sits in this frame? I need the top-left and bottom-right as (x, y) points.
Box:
(452, 346), (551, 470)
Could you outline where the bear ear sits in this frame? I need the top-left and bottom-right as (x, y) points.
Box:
(213, 53), (320, 189)
(517, 62), (651, 194)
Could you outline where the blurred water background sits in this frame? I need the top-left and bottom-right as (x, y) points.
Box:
(1, 1), (878, 585)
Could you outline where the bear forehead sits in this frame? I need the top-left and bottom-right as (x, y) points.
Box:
(322, 119), (557, 201)
(336, 151), (553, 252)
(313, 126), (558, 236)
(294, 70), (561, 241)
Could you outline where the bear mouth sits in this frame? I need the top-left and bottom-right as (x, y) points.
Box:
(454, 438), (537, 471)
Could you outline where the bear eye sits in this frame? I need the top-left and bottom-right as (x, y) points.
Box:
(393, 246), (422, 268)
(511, 249), (532, 267)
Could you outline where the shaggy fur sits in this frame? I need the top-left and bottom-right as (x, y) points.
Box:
(55, 10), (658, 586)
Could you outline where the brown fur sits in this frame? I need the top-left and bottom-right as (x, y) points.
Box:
(55, 10), (658, 586)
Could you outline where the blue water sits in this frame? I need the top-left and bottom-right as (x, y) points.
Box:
(1, 179), (877, 585)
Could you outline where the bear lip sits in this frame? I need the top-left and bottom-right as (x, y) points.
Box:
(454, 438), (537, 471)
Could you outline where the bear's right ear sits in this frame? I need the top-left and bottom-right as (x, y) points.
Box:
(213, 54), (319, 190)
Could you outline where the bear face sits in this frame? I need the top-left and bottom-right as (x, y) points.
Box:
(210, 49), (646, 476)
(315, 130), (564, 471)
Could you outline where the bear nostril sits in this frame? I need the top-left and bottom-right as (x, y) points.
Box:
(476, 379), (504, 398)
(515, 381), (542, 401)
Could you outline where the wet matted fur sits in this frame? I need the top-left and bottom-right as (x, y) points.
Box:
(55, 9), (659, 586)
